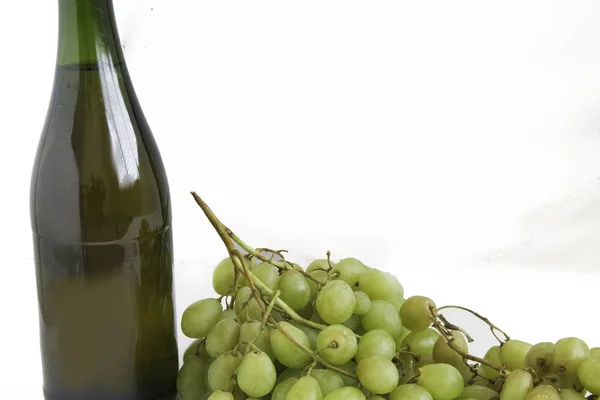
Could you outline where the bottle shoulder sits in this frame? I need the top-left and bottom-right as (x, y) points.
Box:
(30, 63), (171, 242)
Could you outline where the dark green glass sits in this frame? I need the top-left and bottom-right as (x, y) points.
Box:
(30, 0), (179, 399)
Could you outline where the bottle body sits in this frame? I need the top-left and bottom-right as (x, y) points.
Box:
(30, 2), (178, 399)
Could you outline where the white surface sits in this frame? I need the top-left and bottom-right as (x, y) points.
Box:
(2, 0), (600, 397)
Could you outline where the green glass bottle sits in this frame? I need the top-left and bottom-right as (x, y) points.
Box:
(30, 0), (179, 399)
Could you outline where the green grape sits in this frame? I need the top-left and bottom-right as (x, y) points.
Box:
(539, 370), (576, 390)
(236, 275), (250, 289)
(357, 356), (399, 394)
(269, 321), (312, 368)
(184, 338), (209, 361)
(323, 386), (366, 400)
(272, 377), (299, 400)
(353, 291), (371, 315)
(287, 376), (323, 400)
(253, 262), (281, 290)
(332, 258), (367, 286)
(342, 314), (362, 331)
(317, 324), (358, 365)
(207, 350), (243, 392)
(456, 385), (498, 400)
(577, 356), (600, 395)
(401, 328), (440, 358)
(388, 295), (405, 312)
(177, 355), (209, 400)
(208, 391), (234, 400)
(279, 270), (312, 311)
(500, 340), (532, 371)
(394, 327), (412, 351)
(389, 384), (433, 400)
(242, 297), (264, 322)
(525, 342), (554, 373)
(559, 389), (587, 399)
(337, 360), (359, 386)
(181, 298), (224, 339)
(310, 369), (345, 396)
(276, 368), (304, 384)
(500, 369), (533, 400)
(479, 345), (502, 380)
(308, 269), (330, 299)
(356, 329), (396, 362)
(217, 309), (238, 322)
(237, 321), (261, 354)
(360, 300), (402, 338)
(233, 287), (263, 322)
(524, 385), (559, 400)
(236, 350), (277, 397)
(205, 319), (241, 359)
(203, 358), (214, 393)
(431, 331), (466, 364)
(552, 337), (589, 377)
(417, 363), (464, 400)
(358, 268), (404, 301)
(289, 320), (319, 350)
(237, 321), (274, 360)
(316, 280), (356, 324)
(590, 347), (600, 358)
(255, 326), (275, 360)
(291, 263), (304, 272)
(213, 257), (236, 295)
(307, 259), (332, 273)
(399, 296), (436, 332)
(367, 396), (386, 400)
(233, 287), (252, 316)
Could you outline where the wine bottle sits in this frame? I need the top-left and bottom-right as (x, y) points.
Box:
(30, 0), (179, 399)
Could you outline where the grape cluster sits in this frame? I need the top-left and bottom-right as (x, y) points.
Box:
(180, 194), (600, 400)
(177, 251), (600, 400)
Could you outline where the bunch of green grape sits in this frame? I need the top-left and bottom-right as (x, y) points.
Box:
(176, 254), (600, 400)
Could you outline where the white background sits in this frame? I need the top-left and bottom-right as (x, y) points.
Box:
(2, 0), (600, 397)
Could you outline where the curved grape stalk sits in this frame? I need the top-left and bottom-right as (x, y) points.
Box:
(428, 304), (510, 383)
(191, 192), (359, 381)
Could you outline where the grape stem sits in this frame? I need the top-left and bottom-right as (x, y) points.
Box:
(523, 367), (540, 386)
(437, 314), (474, 342)
(429, 306), (509, 377)
(305, 361), (318, 376)
(326, 251), (334, 271)
(230, 237), (321, 286)
(191, 192), (330, 333)
(436, 305), (510, 344)
(261, 290), (280, 330)
(232, 249), (268, 318)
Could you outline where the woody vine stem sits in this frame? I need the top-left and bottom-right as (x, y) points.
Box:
(190, 192), (508, 383)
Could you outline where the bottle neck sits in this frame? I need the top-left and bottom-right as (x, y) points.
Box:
(57, 0), (125, 66)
